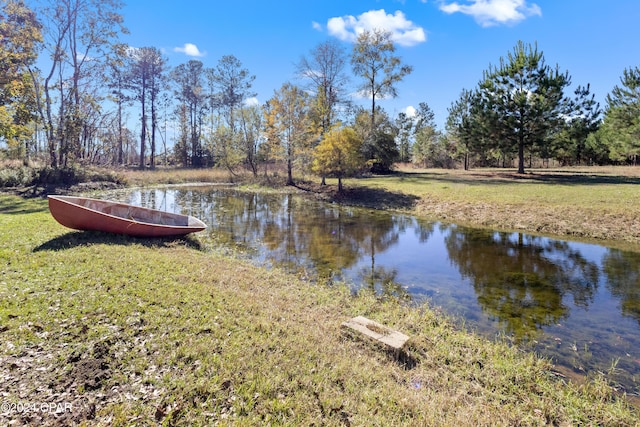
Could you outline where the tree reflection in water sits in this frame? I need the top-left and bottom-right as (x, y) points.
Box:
(603, 249), (640, 325)
(445, 227), (599, 342)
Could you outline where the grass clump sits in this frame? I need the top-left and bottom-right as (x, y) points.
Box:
(0, 194), (638, 426)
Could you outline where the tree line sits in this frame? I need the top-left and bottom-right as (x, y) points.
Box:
(2, 0), (640, 186)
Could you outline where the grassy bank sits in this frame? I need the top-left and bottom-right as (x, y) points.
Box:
(331, 166), (640, 248)
(1, 194), (638, 425)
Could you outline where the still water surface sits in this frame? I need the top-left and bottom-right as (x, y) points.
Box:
(114, 186), (640, 395)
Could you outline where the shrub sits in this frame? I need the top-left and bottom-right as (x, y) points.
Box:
(0, 166), (36, 187)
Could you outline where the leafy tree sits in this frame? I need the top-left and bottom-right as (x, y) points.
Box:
(446, 89), (477, 170)
(412, 126), (441, 168)
(601, 67), (640, 164)
(208, 121), (243, 172)
(475, 41), (572, 173)
(351, 29), (410, 173)
(411, 102), (445, 167)
(0, 0), (42, 161)
(352, 106), (398, 173)
(263, 82), (314, 185)
(583, 129), (611, 165)
(237, 104), (262, 176)
(395, 111), (413, 163)
(568, 85), (601, 163)
(312, 126), (364, 192)
(351, 29), (413, 130)
(367, 131), (399, 174)
(209, 55), (255, 130)
(208, 55), (256, 172)
(551, 84), (601, 165)
(260, 99), (279, 175)
(413, 102), (436, 133)
(171, 60), (208, 166)
(298, 40), (350, 184)
(174, 103), (190, 166)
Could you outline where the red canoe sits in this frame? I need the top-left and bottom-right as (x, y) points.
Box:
(48, 195), (207, 237)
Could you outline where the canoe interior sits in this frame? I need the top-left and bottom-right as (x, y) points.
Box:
(75, 198), (189, 227)
(74, 197), (191, 226)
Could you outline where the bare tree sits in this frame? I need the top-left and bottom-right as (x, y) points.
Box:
(297, 40), (349, 136)
(29, 0), (127, 168)
(125, 46), (167, 169)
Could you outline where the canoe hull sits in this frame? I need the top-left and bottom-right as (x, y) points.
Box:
(48, 195), (207, 237)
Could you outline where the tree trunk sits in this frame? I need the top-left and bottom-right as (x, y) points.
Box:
(517, 139), (525, 174)
(140, 83), (146, 169)
(287, 156), (294, 185)
(150, 95), (156, 169)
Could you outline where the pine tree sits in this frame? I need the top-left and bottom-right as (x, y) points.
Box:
(601, 67), (640, 164)
(476, 41), (571, 173)
(351, 29), (412, 131)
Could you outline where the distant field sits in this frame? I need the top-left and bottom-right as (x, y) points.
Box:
(341, 166), (640, 248)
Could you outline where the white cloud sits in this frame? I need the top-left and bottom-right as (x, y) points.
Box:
(439, 0), (541, 27)
(403, 105), (417, 118)
(174, 43), (206, 57)
(327, 9), (426, 47)
(244, 97), (260, 107)
(312, 21), (323, 31)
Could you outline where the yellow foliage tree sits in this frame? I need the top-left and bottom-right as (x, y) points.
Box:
(312, 127), (364, 192)
(0, 0), (42, 160)
(263, 82), (314, 185)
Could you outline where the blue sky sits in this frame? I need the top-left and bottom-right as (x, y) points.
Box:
(121, 0), (640, 129)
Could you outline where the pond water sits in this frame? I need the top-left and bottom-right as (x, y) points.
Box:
(113, 186), (640, 395)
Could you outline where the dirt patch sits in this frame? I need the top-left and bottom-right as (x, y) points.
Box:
(0, 332), (123, 426)
(67, 340), (112, 392)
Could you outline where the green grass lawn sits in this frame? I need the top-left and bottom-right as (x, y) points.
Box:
(334, 167), (640, 248)
(1, 193), (638, 426)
